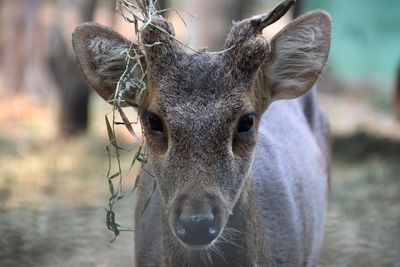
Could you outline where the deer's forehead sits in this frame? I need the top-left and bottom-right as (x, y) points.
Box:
(165, 94), (242, 118)
(154, 54), (247, 109)
(154, 53), (238, 94)
(145, 53), (254, 128)
(174, 54), (227, 89)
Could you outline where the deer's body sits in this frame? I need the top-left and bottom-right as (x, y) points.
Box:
(72, 2), (332, 266)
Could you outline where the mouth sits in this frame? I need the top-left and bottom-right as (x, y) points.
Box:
(179, 242), (213, 251)
(175, 229), (222, 251)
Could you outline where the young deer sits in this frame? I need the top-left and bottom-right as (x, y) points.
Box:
(72, 4), (331, 266)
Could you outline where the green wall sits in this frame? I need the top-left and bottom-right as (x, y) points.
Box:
(305, 0), (400, 83)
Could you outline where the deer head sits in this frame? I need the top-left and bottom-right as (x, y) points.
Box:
(72, 4), (331, 250)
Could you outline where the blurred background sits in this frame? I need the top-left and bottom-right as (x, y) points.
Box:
(0, 0), (399, 266)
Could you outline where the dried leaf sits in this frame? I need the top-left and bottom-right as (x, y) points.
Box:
(117, 106), (138, 139)
(105, 115), (114, 143)
(106, 209), (120, 239)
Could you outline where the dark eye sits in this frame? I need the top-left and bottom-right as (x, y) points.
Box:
(145, 112), (163, 133)
(237, 113), (255, 133)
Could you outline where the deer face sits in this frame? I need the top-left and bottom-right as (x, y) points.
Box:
(73, 7), (331, 250)
(140, 51), (261, 248)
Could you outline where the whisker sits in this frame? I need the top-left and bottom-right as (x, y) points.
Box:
(210, 243), (228, 264)
(223, 226), (243, 235)
(205, 248), (213, 264)
(217, 229), (245, 250)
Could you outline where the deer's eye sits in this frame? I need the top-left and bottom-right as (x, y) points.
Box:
(145, 112), (164, 133)
(237, 113), (255, 133)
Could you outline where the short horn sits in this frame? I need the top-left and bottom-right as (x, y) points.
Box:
(141, 16), (183, 77)
(252, 0), (296, 32)
(221, 0), (295, 76)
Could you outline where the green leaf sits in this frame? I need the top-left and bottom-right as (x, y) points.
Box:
(106, 209), (121, 239)
(107, 172), (120, 195)
(105, 145), (112, 179)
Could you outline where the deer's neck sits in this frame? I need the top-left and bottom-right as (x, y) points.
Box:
(161, 177), (267, 267)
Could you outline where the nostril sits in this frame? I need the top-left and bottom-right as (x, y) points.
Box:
(208, 226), (217, 235)
(176, 223), (186, 236)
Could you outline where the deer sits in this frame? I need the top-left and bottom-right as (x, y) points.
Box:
(72, 0), (331, 265)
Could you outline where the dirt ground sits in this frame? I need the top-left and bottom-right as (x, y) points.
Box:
(0, 91), (399, 266)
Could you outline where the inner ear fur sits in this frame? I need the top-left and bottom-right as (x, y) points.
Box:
(264, 10), (332, 101)
(72, 22), (144, 105)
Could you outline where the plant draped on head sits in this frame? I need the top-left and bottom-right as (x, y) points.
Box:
(104, 0), (295, 240)
(105, 0), (159, 240)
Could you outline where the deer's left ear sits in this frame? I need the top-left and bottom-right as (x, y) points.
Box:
(264, 10), (332, 101)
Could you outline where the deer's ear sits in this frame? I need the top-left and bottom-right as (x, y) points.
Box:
(264, 10), (331, 101)
(72, 22), (144, 105)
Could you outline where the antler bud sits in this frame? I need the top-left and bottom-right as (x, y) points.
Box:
(252, 0), (296, 32)
(141, 16), (183, 77)
(222, 0), (295, 76)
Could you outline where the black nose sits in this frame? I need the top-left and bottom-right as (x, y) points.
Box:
(175, 212), (219, 246)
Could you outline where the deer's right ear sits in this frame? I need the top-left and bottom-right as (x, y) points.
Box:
(72, 22), (144, 106)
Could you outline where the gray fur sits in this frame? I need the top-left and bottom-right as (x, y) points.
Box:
(72, 9), (332, 267)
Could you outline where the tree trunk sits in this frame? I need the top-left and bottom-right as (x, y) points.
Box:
(184, 0), (254, 51)
(0, 0), (49, 94)
(49, 0), (97, 136)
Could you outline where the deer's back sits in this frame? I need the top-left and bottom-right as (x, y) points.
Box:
(253, 88), (329, 266)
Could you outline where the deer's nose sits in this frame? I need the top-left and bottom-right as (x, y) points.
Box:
(175, 212), (219, 246)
